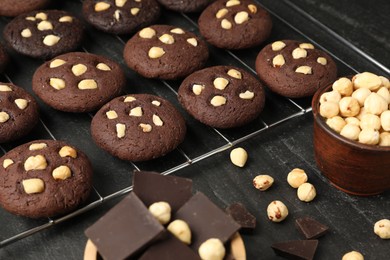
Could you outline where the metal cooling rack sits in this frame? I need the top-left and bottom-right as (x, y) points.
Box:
(0, 0), (388, 248)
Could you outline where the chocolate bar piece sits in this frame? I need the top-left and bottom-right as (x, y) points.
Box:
(295, 216), (329, 239)
(271, 240), (319, 260)
(139, 233), (200, 260)
(226, 202), (256, 232)
(85, 193), (164, 260)
(175, 192), (241, 250)
(133, 171), (193, 212)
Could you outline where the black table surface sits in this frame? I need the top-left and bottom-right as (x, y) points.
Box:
(0, 0), (389, 259)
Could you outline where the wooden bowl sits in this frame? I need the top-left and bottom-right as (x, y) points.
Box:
(312, 83), (390, 196)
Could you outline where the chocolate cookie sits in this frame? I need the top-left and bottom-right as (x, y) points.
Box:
(0, 44), (9, 73)
(0, 83), (39, 143)
(156, 0), (214, 12)
(32, 52), (125, 112)
(91, 94), (187, 161)
(3, 10), (84, 59)
(255, 40), (338, 98)
(0, 140), (93, 218)
(82, 0), (161, 35)
(198, 0), (272, 49)
(123, 25), (209, 80)
(0, 0), (50, 17)
(178, 66), (265, 128)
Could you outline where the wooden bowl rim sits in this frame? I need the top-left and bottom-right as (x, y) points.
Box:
(312, 77), (390, 152)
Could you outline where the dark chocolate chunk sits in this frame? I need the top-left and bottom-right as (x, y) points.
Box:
(271, 240), (319, 260)
(133, 171), (193, 212)
(295, 216), (329, 239)
(175, 192), (240, 250)
(226, 202), (256, 233)
(139, 233), (200, 260)
(85, 192), (165, 260)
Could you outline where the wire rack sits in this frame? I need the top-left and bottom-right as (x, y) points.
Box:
(0, 0), (388, 248)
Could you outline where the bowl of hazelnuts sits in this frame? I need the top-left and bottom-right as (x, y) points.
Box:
(312, 72), (390, 196)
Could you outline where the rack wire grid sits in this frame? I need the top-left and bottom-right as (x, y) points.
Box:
(0, 0), (388, 248)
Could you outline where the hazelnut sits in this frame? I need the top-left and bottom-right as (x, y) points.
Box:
(152, 114), (164, 126)
(216, 8), (228, 19)
(360, 114), (381, 130)
(198, 238), (225, 260)
(381, 111), (390, 131)
(43, 35), (61, 46)
(364, 93), (388, 115)
(24, 155), (47, 171)
(234, 11), (249, 24)
(221, 19), (232, 30)
(319, 90), (341, 104)
(22, 178), (45, 194)
(342, 251), (364, 260)
(52, 165), (72, 180)
(253, 175), (274, 191)
(96, 63), (111, 71)
(379, 76), (390, 88)
(379, 132), (390, 146)
(340, 124), (361, 141)
(326, 116), (346, 133)
(72, 64), (88, 76)
(374, 219), (390, 239)
(192, 84), (205, 95)
(230, 147), (248, 167)
(167, 219), (191, 244)
(271, 41), (286, 51)
(129, 106), (143, 117)
(267, 200), (289, 222)
(297, 183), (316, 202)
(352, 88), (371, 106)
(356, 107), (368, 120)
(49, 59), (66, 68)
(139, 27), (156, 39)
(210, 96), (227, 107)
(292, 48), (307, 59)
(332, 77), (353, 96)
(148, 47), (165, 59)
(287, 168), (308, 188)
(226, 0), (240, 7)
(272, 54), (285, 67)
(78, 79), (98, 90)
(116, 123), (126, 138)
(149, 201), (171, 225)
(159, 34), (175, 44)
(3, 159), (14, 169)
(345, 117), (360, 126)
(213, 77), (229, 90)
(376, 87), (390, 104)
(339, 97), (360, 117)
(59, 146), (77, 158)
(15, 99), (28, 110)
(353, 72), (381, 91)
(29, 143), (47, 151)
(358, 128), (379, 145)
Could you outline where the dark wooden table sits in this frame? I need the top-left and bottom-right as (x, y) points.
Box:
(0, 0), (389, 259)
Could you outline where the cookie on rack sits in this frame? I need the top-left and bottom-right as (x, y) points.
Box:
(0, 44), (9, 73)
(198, 0), (272, 49)
(178, 65), (265, 128)
(3, 10), (84, 59)
(156, 0), (214, 13)
(91, 94), (186, 161)
(0, 83), (39, 143)
(0, 0), (51, 17)
(82, 0), (161, 35)
(123, 25), (209, 80)
(255, 39), (337, 98)
(0, 140), (93, 218)
(32, 52), (125, 112)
